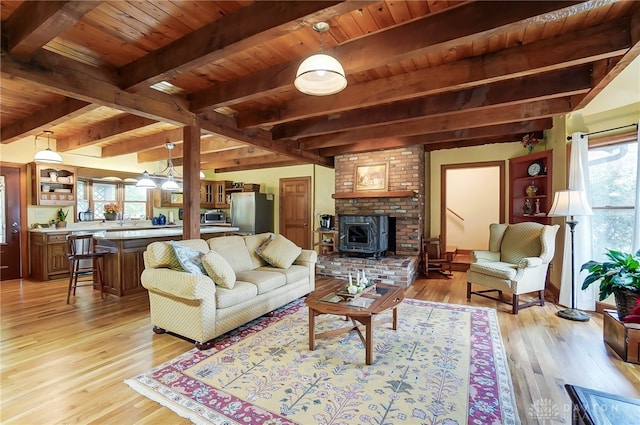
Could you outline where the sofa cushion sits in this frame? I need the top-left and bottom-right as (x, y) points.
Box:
(236, 270), (286, 294)
(202, 250), (236, 289)
(256, 265), (308, 284)
(145, 239), (209, 270)
(171, 241), (207, 275)
(256, 234), (302, 269)
(244, 233), (273, 269)
(208, 235), (254, 273)
(215, 281), (258, 309)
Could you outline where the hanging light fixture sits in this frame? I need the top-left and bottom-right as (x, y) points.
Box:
(200, 171), (205, 179)
(135, 170), (157, 189)
(294, 22), (347, 96)
(33, 130), (63, 164)
(160, 143), (180, 191)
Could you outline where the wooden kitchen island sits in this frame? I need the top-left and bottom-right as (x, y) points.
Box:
(92, 226), (238, 297)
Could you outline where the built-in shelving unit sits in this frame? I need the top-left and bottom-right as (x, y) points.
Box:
(30, 163), (77, 206)
(509, 150), (553, 225)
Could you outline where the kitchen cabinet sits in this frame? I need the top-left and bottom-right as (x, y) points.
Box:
(213, 180), (233, 208)
(201, 180), (216, 209)
(153, 189), (183, 207)
(30, 163), (77, 206)
(213, 181), (261, 209)
(509, 150), (552, 225)
(29, 231), (70, 280)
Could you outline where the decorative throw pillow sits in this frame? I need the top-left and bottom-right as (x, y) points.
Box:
(202, 250), (236, 289)
(256, 234), (302, 269)
(171, 241), (206, 275)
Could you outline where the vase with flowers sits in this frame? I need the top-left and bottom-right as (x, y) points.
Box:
(103, 203), (121, 221)
(521, 133), (540, 153)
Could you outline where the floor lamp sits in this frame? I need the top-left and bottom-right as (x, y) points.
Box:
(548, 190), (593, 322)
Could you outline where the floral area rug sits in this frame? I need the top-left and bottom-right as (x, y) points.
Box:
(126, 298), (520, 425)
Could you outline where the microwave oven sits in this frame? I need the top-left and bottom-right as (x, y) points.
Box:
(201, 211), (226, 224)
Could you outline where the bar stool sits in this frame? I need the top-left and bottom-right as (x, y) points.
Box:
(66, 233), (108, 303)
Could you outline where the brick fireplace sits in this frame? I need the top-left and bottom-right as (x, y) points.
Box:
(316, 145), (425, 286)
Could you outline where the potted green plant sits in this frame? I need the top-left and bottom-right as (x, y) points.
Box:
(581, 249), (640, 320)
(56, 208), (69, 228)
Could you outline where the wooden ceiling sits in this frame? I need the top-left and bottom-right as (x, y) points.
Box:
(1, 1), (639, 173)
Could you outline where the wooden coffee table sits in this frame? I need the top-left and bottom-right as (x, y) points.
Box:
(305, 279), (405, 365)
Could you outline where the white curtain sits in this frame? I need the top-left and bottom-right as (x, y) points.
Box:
(632, 120), (640, 253)
(559, 132), (595, 310)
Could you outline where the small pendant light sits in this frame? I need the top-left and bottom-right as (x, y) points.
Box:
(135, 171), (157, 189)
(33, 130), (63, 164)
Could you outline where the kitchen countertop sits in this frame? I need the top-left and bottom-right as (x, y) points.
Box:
(93, 225), (239, 240)
(29, 221), (233, 234)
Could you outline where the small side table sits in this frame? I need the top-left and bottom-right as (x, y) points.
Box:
(565, 384), (640, 425)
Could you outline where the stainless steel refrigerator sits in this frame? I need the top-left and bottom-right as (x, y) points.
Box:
(230, 192), (274, 234)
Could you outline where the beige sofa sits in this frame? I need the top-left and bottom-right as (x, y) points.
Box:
(141, 233), (317, 349)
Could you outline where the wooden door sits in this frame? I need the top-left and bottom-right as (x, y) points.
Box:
(0, 167), (22, 280)
(279, 177), (311, 249)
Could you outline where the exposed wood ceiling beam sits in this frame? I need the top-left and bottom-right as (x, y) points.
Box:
(0, 98), (96, 143)
(56, 115), (158, 151)
(202, 153), (294, 170)
(137, 138), (247, 163)
(273, 66), (592, 141)
(172, 146), (270, 167)
(214, 159), (304, 173)
(302, 97), (577, 149)
(118, 1), (374, 91)
(189, 0), (579, 112)
(0, 49), (196, 126)
(198, 111), (333, 167)
(236, 16), (631, 128)
(423, 135), (523, 152)
(4, 1), (100, 57)
(102, 128), (184, 157)
(0, 48), (318, 164)
(319, 119), (553, 156)
(575, 9), (640, 109)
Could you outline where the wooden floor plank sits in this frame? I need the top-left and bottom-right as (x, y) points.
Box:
(1, 273), (639, 424)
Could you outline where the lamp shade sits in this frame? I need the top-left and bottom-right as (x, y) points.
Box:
(295, 53), (347, 96)
(33, 148), (63, 164)
(548, 190), (593, 217)
(135, 171), (157, 189)
(160, 175), (180, 191)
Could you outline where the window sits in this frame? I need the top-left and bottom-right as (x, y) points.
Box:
(77, 180), (150, 220)
(588, 137), (638, 261)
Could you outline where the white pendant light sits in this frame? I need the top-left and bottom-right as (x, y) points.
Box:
(135, 171), (157, 189)
(158, 143), (181, 191)
(200, 171), (205, 179)
(295, 22), (346, 96)
(33, 130), (63, 164)
(160, 174), (180, 191)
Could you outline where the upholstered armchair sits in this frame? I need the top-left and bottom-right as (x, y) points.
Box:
(467, 222), (559, 314)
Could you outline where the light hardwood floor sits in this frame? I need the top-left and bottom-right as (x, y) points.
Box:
(2, 273), (639, 424)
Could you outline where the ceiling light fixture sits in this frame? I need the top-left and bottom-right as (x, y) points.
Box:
(294, 22), (346, 96)
(135, 170), (157, 189)
(33, 130), (63, 164)
(160, 143), (180, 191)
